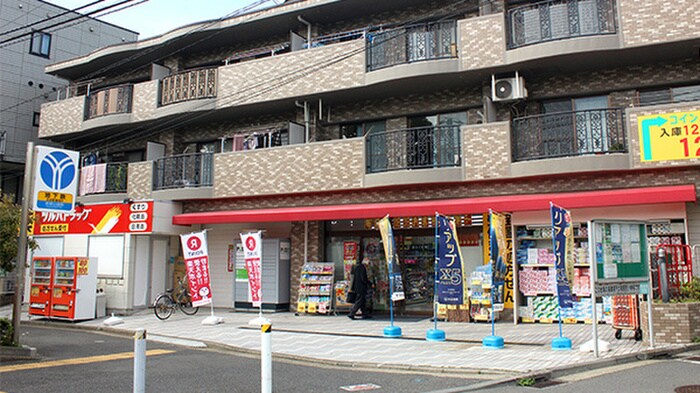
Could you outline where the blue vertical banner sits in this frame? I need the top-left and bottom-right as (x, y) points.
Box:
(489, 211), (508, 307)
(551, 203), (574, 308)
(436, 215), (467, 305)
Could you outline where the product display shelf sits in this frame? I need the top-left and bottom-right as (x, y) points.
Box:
(297, 262), (334, 315)
(468, 265), (497, 322)
(515, 224), (594, 323)
(399, 244), (434, 305)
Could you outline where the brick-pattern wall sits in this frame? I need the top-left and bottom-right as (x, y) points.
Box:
(127, 161), (152, 200)
(185, 167), (700, 213)
(619, 0), (700, 47)
(640, 301), (700, 344)
(460, 14), (506, 70)
(331, 86), (483, 123)
(289, 221), (323, 311)
(38, 96), (84, 138)
(217, 40), (364, 108)
(526, 59), (700, 100)
(213, 138), (364, 198)
(174, 111), (294, 151)
(463, 122), (511, 180)
(131, 81), (158, 122)
(626, 102), (700, 169)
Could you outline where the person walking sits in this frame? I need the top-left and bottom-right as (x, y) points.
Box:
(348, 257), (372, 320)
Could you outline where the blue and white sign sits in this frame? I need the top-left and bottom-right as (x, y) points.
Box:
(33, 146), (79, 213)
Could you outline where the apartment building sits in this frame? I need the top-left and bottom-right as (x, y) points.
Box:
(36, 0), (699, 316)
(0, 0), (137, 200)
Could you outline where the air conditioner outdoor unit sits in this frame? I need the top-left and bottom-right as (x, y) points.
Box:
(491, 72), (527, 102)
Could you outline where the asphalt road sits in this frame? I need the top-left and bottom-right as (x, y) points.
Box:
(480, 351), (700, 393)
(1, 326), (483, 393)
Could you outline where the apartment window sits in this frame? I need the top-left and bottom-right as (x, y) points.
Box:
(32, 112), (40, 127)
(638, 84), (700, 106)
(541, 96), (610, 155)
(30, 32), (51, 57)
(340, 120), (386, 139)
(406, 111), (466, 168)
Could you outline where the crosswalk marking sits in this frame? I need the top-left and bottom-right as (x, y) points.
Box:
(0, 349), (174, 373)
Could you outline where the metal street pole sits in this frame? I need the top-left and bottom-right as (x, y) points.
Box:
(12, 142), (34, 344)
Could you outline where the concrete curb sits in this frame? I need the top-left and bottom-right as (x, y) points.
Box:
(20, 319), (700, 386)
(0, 344), (37, 360)
(20, 319), (512, 377)
(424, 342), (700, 393)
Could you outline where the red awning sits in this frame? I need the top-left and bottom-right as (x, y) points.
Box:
(172, 184), (697, 225)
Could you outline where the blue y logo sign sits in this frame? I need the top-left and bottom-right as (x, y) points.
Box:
(40, 151), (76, 190)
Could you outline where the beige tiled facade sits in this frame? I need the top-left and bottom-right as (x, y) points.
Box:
(217, 40), (365, 108)
(626, 102), (700, 169)
(37, 96), (84, 138)
(127, 161), (153, 200)
(619, 0), (700, 47)
(131, 81), (159, 122)
(459, 14), (506, 70)
(213, 138), (364, 198)
(463, 122), (511, 180)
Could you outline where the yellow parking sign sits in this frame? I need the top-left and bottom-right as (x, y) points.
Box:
(638, 110), (700, 162)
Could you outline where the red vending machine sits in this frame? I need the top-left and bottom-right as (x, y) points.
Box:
(50, 257), (98, 320)
(29, 257), (53, 317)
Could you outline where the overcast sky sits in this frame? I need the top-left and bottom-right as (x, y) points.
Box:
(45, 0), (277, 38)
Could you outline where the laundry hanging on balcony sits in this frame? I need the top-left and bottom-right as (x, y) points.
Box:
(79, 163), (106, 196)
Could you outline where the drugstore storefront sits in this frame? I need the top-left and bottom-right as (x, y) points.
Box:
(325, 216), (484, 314)
(173, 184), (698, 317)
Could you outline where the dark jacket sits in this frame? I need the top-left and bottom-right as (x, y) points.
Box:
(350, 262), (370, 295)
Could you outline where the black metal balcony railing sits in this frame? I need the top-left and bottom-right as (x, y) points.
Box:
(84, 85), (133, 120)
(366, 21), (457, 72)
(507, 0), (617, 49)
(105, 162), (128, 193)
(160, 67), (218, 106)
(153, 153), (213, 190)
(511, 108), (626, 162)
(366, 125), (462, 174)
(79, 162), (128, 195)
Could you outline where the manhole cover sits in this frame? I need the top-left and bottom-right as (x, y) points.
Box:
(675, 386), (700, 393)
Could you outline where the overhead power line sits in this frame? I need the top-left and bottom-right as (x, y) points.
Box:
(0, 0), (272, 115)
(0, 0), (108, 38)
(0, 0), (144, 47)
(72, 0), (477, 152)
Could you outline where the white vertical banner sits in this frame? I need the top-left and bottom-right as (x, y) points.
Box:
(180, 231), (213, 307)
(240, 231), (263, 307)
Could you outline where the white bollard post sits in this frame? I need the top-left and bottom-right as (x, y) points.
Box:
(134, 328), (146, 393)
(261, 322), (272, 393)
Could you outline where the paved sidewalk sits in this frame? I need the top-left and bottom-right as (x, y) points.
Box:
(6, 305), (693, 380)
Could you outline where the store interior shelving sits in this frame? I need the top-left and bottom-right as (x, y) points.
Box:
(515, 224), (598, 323)
(297, 262), (334, 314)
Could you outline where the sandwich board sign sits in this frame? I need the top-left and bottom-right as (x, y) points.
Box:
(33, 146), (79, 213)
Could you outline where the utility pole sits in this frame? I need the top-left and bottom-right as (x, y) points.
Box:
(12, 142), (33, 344)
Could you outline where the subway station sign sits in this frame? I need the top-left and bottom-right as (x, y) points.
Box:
(32, 201), (153, 235)
(638, 109), (700, 162)
(33, 147), (79, 213)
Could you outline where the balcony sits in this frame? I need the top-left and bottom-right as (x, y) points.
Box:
(511, 108), (626, 162)
(84, 85), (133, 120)
(366, 21), (457, 72)
(159, 67), (218, 106)
(506, 0), (617, 49)
(366, 125), (462, 174)
(153, 153), (213, 190)
(79, 162), (129, 196)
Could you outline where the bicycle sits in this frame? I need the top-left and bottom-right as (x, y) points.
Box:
(153, 278), (199, 320)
